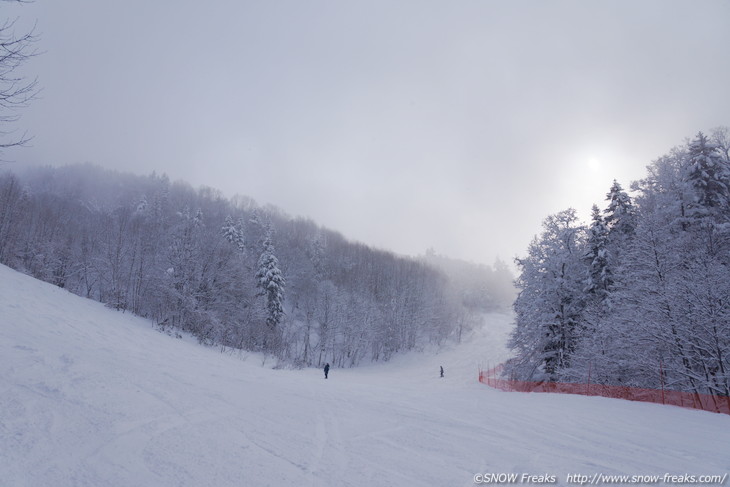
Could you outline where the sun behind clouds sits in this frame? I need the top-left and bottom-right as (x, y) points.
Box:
(588, 156), (601, 172)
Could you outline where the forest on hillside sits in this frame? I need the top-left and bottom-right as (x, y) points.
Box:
(0, 164), (513, 366)
(508, 128), (730, 398)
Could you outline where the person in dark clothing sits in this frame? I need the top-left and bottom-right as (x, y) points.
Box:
(440, 365), (444, 378)
(324, 363), (330, 379)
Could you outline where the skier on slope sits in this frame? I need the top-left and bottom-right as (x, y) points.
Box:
(324, 363), (330, 379)
(440, 366), (444, 378)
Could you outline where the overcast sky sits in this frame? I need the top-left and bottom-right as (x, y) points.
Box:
(6, 0), (730, 268)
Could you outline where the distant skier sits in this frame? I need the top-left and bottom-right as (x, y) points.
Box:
(324, 363), (330, 379)
(440, 366), (444, 378)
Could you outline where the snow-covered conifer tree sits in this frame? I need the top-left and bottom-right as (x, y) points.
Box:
(583, 205), (612, 299)
(710, 126), (730, 161)
(685, 132), (730, 215)
(221, 215), (237, 242)
(604, 180), (635, 236)
(557, 205), (616, 384)
(256, 230), (286, 333)
(221, 215), (245, 253)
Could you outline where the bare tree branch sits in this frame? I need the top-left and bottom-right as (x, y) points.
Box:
(0, 1), (39, 159)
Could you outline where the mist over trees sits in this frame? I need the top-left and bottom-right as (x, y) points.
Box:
(507, 128), (730, 399)
(0, 164), (513, 366)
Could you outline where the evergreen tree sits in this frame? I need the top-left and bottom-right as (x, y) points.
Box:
(685, 132), (730, 215)
(604, 180), (635, 236)
(583, 205), (612, 299)
(256, 230), (286, 331)
(221, 215), (245, 252)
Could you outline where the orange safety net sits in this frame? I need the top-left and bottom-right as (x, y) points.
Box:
(479, 365), (730, 415)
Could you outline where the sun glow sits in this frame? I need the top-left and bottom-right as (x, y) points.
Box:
(588, 157), (601, 172)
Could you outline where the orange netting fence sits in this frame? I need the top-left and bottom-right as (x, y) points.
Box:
(479, 364), (730, 415)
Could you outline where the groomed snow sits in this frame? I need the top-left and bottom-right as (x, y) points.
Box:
(1, 264), (728, 487)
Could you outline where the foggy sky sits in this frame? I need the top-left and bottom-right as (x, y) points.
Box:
(6, 0), (730, 268)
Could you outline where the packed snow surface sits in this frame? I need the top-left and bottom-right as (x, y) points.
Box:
(1, 264), (728, 487)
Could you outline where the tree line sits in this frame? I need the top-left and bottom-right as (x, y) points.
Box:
(0, 164), (513, 366)
(507, 128), (730, 399)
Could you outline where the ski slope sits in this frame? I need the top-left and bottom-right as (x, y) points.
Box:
(1, 264), (728, 487)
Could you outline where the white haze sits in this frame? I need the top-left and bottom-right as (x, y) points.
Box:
(5, 0), (730, 265)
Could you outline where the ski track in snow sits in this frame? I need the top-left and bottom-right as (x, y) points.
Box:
(1, 264), (728, 487)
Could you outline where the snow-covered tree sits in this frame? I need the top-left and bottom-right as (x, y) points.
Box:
(604, 180), (635, 236)
(0, 163), (495, 366)
(583, 204), (611, 299)
(561, 207), (616, 385)
(504, 130), (730, 395)
(0, 173), (28, 265)
(256, 230), (286, 332)
(710, 126), (730, 161)
(685, 132), (730, 215)
(508, 209), (586, 381)
(221, 215), (245, 252)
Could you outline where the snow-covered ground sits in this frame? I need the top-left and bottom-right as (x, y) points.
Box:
(1, 264), (728, 487)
